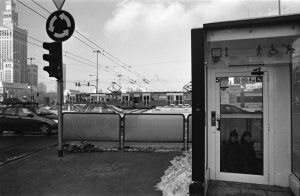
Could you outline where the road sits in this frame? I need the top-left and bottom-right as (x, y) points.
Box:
(0, 131), (58, 166)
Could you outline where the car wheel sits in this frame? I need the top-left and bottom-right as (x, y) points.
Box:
(38, 123), (51, 136)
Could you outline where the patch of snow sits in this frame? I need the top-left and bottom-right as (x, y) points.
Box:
(156, 149), (192, 196)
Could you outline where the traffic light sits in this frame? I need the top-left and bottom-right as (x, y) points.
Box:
(43, 42), (62, 80)
(87, 82), (90, 86)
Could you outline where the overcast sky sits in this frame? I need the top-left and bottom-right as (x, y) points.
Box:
(1, 0), (300, 92)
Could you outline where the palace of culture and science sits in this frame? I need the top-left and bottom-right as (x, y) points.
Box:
(0, 0), (39, 102)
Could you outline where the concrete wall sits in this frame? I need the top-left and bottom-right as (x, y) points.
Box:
(272, 65), (291, 187)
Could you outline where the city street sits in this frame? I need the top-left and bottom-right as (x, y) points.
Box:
(0, 132), (58, 166)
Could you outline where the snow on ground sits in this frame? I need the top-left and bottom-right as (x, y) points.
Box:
(156, 149), (192, 196)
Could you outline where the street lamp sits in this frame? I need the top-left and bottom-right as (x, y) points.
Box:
(93, 50), (101, 93)
(27, 85), (33, 102)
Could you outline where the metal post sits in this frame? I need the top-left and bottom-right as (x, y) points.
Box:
(118, 74), (122, 91)
(96, 52), (99, 93)
(58, 42), (63, 157)
(278, 0), (281, 15)
(93, 50), (100, 93)
(31, 86), (33, 102)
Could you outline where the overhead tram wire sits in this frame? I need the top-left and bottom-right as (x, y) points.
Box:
(0, 26), (106, 76)
(4, 27), (149, 90)
(0, 25), (43, 44)
(31, 0), (51, 14)
(72, 30), (156, 87)
(0, 25), (94, 66)
(29, 0), (154, 89)
(20, 0), (152, 90)
(74, 31), (153, 85)
(1, 19), (124, 86)
(16, 0), (47, 19)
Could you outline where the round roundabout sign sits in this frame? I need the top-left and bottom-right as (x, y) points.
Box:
(46, 10), (75, 42)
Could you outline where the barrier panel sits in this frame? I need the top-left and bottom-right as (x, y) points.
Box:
(188, 114), (192, 142)
(124, 113), (185, 142)
(63, 113), (121, 141)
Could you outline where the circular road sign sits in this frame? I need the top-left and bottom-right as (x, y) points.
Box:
(46, 10), (75, 42)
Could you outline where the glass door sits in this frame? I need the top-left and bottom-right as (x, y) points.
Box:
(215, 72), (269, 184)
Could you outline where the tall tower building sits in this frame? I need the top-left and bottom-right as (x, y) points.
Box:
(27, 64), (38, 87)
(0, 0), (27, 83)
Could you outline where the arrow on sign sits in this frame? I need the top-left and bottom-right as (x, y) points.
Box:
(52, 0), (65, 10)
(59, 13), (71, 27)
(48, 15), (57, 32)
(54, 29), (69, 38)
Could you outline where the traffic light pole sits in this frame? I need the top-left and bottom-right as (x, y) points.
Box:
(57, 44), (63, 157)
(44, 5), (75, 157)
(57, 78), (63, 157)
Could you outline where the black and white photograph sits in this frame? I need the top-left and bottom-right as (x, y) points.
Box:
(0, 0), (300, 195)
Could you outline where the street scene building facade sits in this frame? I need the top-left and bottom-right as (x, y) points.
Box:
(0, 0), (27, 84)
(0, 0), (40, 102)
(191, 14), (300, 196)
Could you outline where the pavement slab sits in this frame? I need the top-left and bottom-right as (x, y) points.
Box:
(0, 147), (181, 196)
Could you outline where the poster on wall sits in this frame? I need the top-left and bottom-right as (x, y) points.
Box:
(220, 77), (229, 88)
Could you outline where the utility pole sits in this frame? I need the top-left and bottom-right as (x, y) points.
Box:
(27, 57), (35, 101)
(117, 74), (122, 92)
(278, 0), (281, 15)
(93, 50), (101, 93)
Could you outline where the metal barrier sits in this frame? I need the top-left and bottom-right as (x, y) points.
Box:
(187, 114), (192, 149)
(63, 113), (121, 147)
(124, 113), (185, 147)
(63, 113), (190, 150)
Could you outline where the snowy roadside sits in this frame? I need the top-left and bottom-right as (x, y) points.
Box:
(156, 149), (192, 196)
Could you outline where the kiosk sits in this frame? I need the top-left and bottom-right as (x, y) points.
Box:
(191, 14), (300, 195)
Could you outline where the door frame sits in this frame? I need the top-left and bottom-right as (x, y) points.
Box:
(207, 66), (274, 185)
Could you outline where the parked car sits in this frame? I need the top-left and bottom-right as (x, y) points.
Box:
(0, 98), (23, 106)
(0, 104), (58, 135)
(49, 104), (82, 114)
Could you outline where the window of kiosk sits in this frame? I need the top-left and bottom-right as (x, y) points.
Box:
(219, 76), (263, 175)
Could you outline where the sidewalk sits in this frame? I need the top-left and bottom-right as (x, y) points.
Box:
(0, 147), (181, 196)
(207, 180), (294, 196)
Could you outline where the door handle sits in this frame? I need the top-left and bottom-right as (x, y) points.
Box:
(211, 111), (216, 126)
